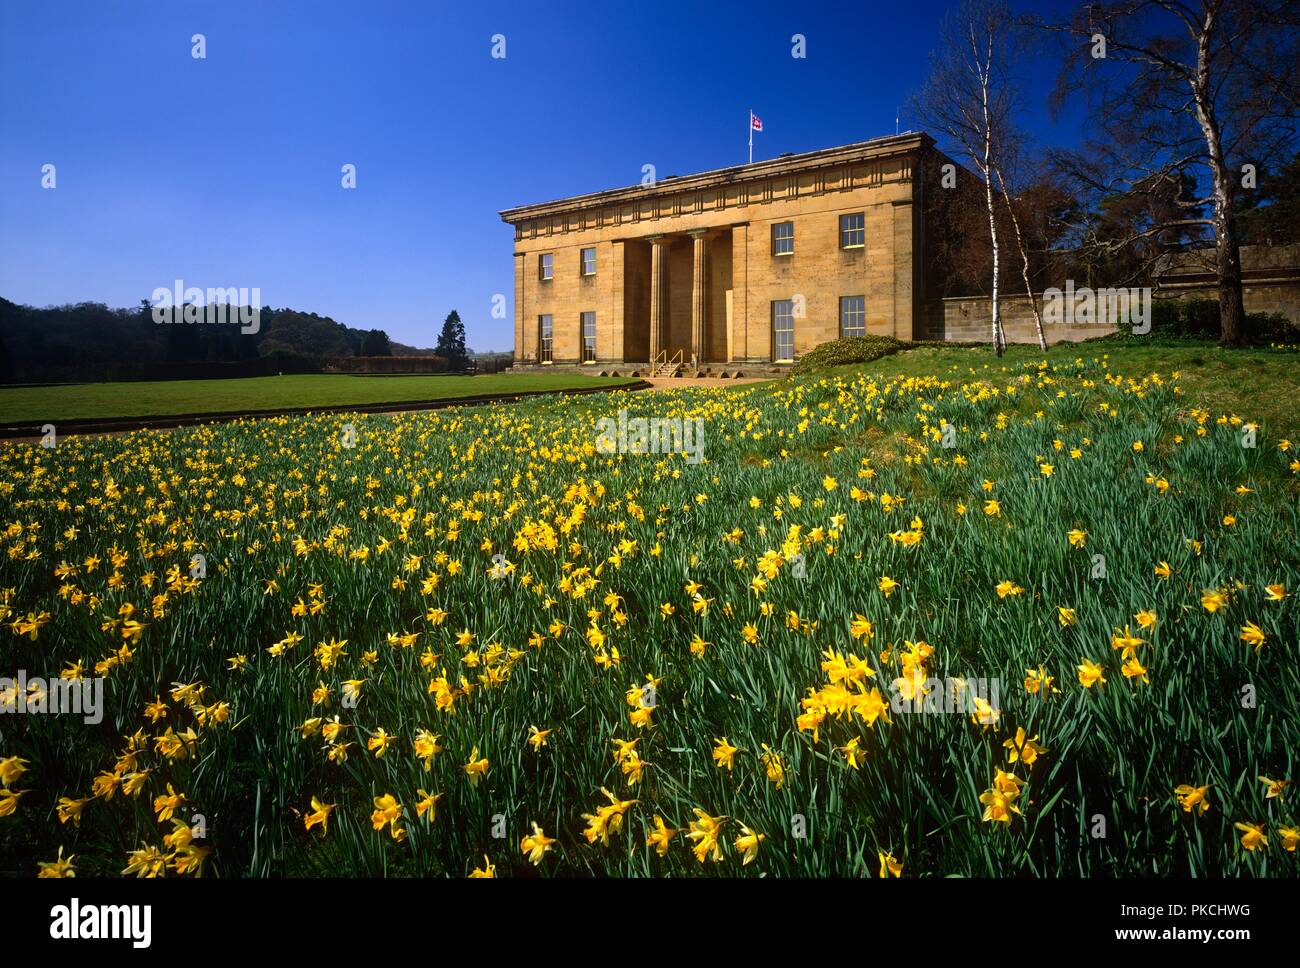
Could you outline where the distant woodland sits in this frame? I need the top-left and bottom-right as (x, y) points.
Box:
(0, 298), (435, 383)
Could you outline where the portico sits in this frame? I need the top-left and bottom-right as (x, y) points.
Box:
(639, 228), (728, 370)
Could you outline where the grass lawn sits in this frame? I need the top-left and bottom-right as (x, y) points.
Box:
(0, 372), (640, 424)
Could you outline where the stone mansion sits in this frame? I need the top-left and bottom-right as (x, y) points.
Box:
(499, 132), (947, 372)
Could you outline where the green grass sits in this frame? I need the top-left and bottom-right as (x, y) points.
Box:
(0, 372), (639, 424)
(0, 340), (1296, 878)
(821, 339), (1300, 439)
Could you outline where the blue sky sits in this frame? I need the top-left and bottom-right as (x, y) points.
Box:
(0, 0), (1079, 352)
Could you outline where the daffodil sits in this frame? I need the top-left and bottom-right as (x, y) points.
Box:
(1201, 588), (1228, 613)
(1077, 658), (1106, 688)
(712, 737), (739, 771)
(1174, 784), (1211, 815)
(980, 787), (1021, 824)
(527, 725), (552, 751)
(686, 809), (726, 863)
(733, 825), (765, 865)
(1258, 776), (1289, 800)
(1240, 621), (1267, 651)
(37, 846), (76, 878)
(759, 744), (785, 789)
(878, 850), (903, 878)
(0, 757), (28, 785)
(1233, 821), (1267, 851)
(304, 797), (336, 835)
(1003, 727), (1048, 766)
(464, 746), (490, 786)
(370, 794), (406, 841)
(646, 815), (678, 856)
(520, 822), (556, 865)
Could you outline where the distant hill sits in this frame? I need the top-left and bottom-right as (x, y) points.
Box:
(0, 297), (436, 382)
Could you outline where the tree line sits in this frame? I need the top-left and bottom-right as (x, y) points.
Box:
(911, 0), (1299, 351)
(0, 300), (475, 383)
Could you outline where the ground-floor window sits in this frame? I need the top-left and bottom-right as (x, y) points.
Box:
(539, 314), (553, 363)
(840, 295), (866, 338)
(772, 300), (794, 362)
(581, 311), (596, 362)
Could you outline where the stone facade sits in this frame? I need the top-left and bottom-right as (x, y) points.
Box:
(499, 133), (941, 369)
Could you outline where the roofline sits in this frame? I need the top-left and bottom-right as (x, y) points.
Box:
(499, 131), (936, 224)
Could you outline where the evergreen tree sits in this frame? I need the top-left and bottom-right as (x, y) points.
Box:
(1237, 151), (1300, 247)
(0, 331), (13, 383)
(361, 329), (392, 356)
(434, 310), (469, 370)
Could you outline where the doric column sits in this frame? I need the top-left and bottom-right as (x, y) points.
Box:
(648, 235), (666, 363)
(729, 223), (749, 362)
(689, 230), (709, 369)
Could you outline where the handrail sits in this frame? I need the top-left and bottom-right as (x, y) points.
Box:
(650, 349), (683, 375)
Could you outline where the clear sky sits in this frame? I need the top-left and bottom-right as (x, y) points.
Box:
(0, 0), (1079, 352)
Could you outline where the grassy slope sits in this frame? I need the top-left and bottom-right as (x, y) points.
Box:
(0, 338), (1297, 877)
(816, 340), (1300, 438)
(0, 373), (639, 423)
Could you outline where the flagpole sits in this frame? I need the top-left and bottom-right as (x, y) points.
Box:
(748, 111), (752, 164)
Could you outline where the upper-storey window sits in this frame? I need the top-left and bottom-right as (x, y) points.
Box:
(581, 247), (596, 276)
(539, 253), (553, 281)
(772, 222), (794, 257)
(840, 212), (865, 249)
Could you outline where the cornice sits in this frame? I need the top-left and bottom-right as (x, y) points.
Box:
(499, 132), (935, 228)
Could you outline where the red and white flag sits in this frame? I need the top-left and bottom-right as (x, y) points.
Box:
(750, 111), (763, 132)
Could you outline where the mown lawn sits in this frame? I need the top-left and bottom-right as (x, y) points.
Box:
(0, 372), (639, 424)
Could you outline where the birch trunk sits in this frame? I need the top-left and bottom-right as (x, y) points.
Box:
(978, 37), (1004, 356)
(1191, 1), (1246, 347)
(995, 164), (1047, 351)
